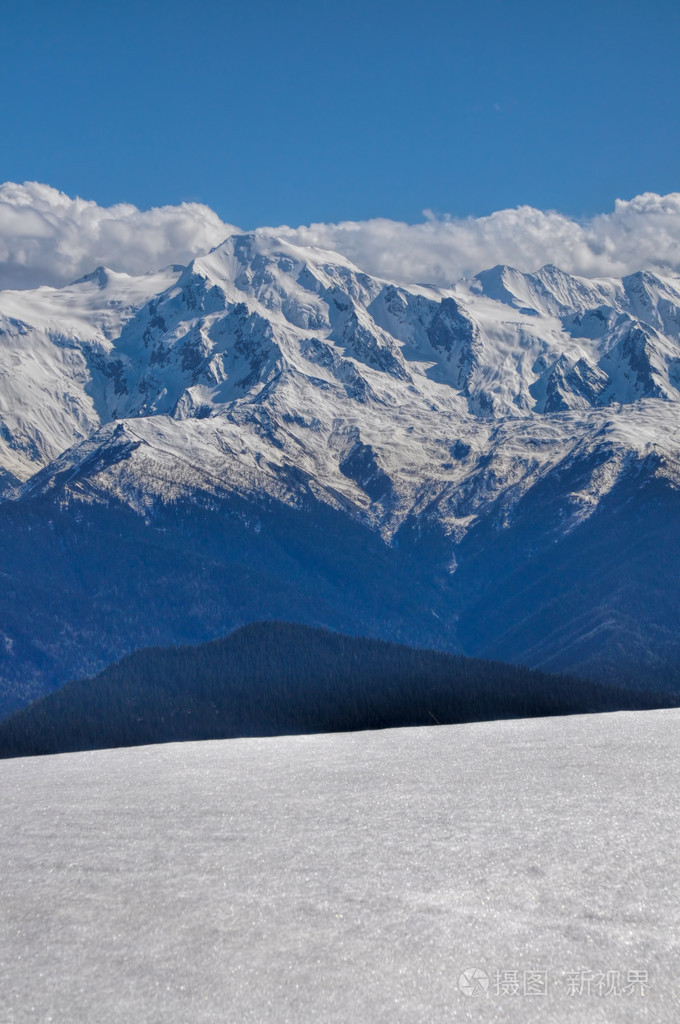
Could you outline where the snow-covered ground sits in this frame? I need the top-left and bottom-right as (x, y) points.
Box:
(0, 710), (678, 1023)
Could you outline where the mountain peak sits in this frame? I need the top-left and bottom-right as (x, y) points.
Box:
(71, 265), (114, 288)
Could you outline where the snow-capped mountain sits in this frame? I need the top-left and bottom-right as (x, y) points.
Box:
(2, 233), (680, 713)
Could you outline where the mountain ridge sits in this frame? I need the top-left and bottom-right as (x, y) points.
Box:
(3, 621), (677, 758)
(1, 234), (680, 713)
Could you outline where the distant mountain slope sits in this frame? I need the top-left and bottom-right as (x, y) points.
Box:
(0, 622), (677, 758)
(2, 234), (680, 707)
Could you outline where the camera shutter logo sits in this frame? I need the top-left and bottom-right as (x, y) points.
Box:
(459, 967), (489, 997)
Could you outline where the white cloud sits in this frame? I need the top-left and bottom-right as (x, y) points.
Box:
(3, 181), (680, 291)
(270, 193), (680, 285)
(0, 182), (237, 290)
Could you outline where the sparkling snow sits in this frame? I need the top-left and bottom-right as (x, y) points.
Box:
(1, 709), (678, 1022)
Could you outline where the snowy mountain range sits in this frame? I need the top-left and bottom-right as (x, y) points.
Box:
(2, 233), (680, 713)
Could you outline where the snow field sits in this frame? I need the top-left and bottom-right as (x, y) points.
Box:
(0, 709), (678, 1022)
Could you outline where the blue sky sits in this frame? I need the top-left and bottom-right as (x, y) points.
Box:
(1, 0), (679, 228)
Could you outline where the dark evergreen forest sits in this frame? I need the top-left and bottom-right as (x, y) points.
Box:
(1, 621), (678, 758)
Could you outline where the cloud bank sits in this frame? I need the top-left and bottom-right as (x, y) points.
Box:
(3, 181), (680, 291)
(274, 193), (680, 285)
(0, 182), (237, 290)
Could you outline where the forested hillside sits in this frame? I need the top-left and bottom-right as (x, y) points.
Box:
(1, 622), (677, 758)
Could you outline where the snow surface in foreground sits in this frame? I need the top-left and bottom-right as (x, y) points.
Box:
(1, 710), (678, 1023)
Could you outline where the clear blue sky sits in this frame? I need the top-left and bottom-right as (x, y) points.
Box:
(1, 0), (679, 227)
